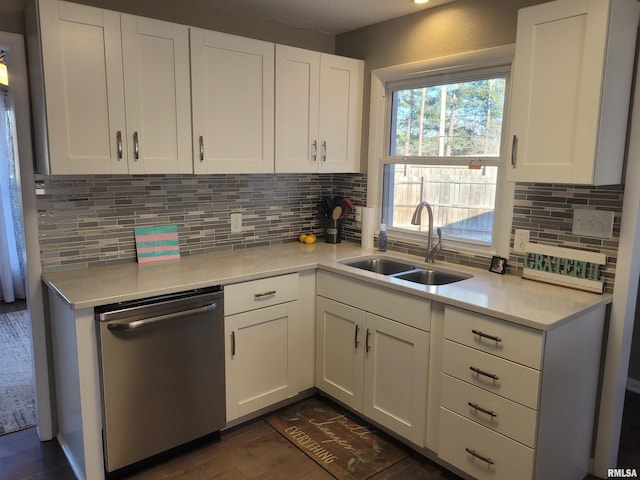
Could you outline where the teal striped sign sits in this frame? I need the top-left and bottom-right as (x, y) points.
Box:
(134, 225), (180, 263)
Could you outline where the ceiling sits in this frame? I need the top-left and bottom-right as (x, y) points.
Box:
(187, 0), (456, 35)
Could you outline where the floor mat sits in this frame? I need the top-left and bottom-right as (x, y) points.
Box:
(267, 396), (409, 480)
(0, 310), (36, 435)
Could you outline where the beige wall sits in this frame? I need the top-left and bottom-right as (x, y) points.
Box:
(335, 0), (548, 165)
(0, 0), (334, 52)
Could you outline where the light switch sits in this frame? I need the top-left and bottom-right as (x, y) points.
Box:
(513, 229), (530, 253)
(230, 213), (242, 233)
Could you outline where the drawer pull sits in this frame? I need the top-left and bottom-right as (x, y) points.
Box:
(470, 366), (499, 381)
(354, 324), (360, 349)
(465, 448), (494, 466)
(254, 290), (277, 299)
(468, 401), (497, 418)
(472, 329), (502, 343)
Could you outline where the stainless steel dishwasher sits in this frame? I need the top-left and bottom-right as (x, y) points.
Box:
(95, 286), (225, 477)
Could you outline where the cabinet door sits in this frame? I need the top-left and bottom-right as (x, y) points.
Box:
(38, 0), (127, 174)
(363, 313), (429, 447)
(274, 45), (320, 173)
(225, 302), (297, 422)
(507, 0), (639, 185)
(191, 29), (274, 174)
(318, 54), (363, 173)
(121, 15), (192, 174)
(315, 296), (365, 411)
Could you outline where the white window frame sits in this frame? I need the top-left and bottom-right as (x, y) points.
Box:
(366, 45), (516, 258)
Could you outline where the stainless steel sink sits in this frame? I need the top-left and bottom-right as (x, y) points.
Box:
(340, 256), (471, 286)
(342, 258), (417, 275)
(394, 269), (471, 286)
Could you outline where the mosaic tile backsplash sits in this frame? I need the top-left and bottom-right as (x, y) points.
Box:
(36, 173), (621, 292)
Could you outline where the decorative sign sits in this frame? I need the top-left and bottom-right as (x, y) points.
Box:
(134, 225), (180, 263)
(522, 243), (606, 294)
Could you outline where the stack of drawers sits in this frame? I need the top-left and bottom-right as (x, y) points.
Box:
(438, 305), (544, 480)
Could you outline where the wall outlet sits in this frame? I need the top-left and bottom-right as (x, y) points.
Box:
(572, 208), (614, 239)
(230, 213), (242, 233)
(354, 207), (362, 223)
(513, 229), (530, 254)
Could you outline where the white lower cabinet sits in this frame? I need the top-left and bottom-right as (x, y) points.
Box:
(224, 272), (314, 422)
(315, 271), (430, 447)
(438, 304), (606, 480)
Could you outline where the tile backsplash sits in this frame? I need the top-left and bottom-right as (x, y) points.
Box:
(35, 173), (366, 271)
(36, 174), (621, 292)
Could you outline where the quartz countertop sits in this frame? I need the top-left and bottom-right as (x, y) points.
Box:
(42, 242), (612, 330)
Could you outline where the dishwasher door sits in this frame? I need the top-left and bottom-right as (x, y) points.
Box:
(96, 287), (225, 474)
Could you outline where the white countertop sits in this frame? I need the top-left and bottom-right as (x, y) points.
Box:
(42, 241), (612, 330)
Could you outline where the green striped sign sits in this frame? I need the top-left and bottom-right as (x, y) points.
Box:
(134, 225), (180, 263)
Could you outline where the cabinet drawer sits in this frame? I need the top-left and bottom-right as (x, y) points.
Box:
(317, 270), (430, 331)
(444, 306), (544, 369)
(441, 373), (537, 448)
(225, 273), (299, 315)
(439, 408), (534, 480)
(443, 340), (540, 409)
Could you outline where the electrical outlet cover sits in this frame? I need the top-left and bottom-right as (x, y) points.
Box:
(572, 209), (614, 239)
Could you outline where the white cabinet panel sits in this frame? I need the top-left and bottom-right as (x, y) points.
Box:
(33, 0), (192, 174)
(225, 302), (297, 421)
(275, 46), (363, 173)
(37, 1), (126, 174)
(507, 0), (639, 184)
(363, 313), (428, 446)
(191, 29), (274, 174)
(315, 296), (365, 409)
(121, 15), (192, 174)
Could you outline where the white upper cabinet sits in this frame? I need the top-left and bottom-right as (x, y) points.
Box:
(191, 29), (275, 174)
(31, 0), (192, 174)
(120, 16), (192, 174)
(275, 45), (363, 173)
(506, 0), (639, 185)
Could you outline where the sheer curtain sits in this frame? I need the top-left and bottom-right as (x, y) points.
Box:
(0, 87), (25, 302)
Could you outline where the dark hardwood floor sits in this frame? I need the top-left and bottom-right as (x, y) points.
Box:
(1, 390), (638, 480)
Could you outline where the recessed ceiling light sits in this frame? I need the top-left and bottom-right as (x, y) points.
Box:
(414, 0), (429, 4)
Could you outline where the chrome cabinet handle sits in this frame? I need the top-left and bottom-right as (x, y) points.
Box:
(106, 303), (217, 331)
(354, 324), (360, 349)
(470, 366), (499, 381)
(116, 130), (123, 160)
(365, 328), (371, 353)
(468, 401), (497, 418)
(465, 448), (494, 465)
(312, 140), (317, 162)
(133, 131), (140, 160)
(199, 135), (204, 162)
(321, 141), (327, 162)
(231, 331), (236, 356)
(472, 329), (502, 343)
(254, 290), (276, 299)
(511, 135), (518, 167)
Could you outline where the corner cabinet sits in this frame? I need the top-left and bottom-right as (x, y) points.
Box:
(27, 0), (192, 175)
(275, 46), (363, 173)
(316, 271), (429, 447)
(506, 0), (640, 185)
(191, 29), (275, 174)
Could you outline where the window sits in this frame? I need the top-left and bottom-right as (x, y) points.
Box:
(378, 57), (513, 254)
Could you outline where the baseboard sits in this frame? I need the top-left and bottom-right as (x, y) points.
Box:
(627, 377), (640, 394)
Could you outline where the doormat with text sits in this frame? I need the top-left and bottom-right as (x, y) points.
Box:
(266, 397), (409, 480)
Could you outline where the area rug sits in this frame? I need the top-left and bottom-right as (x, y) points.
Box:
(0, 310), (36, 435)
(266, 397), (409, 480)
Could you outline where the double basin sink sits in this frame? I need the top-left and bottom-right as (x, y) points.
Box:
(340, 256), (472, 286)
